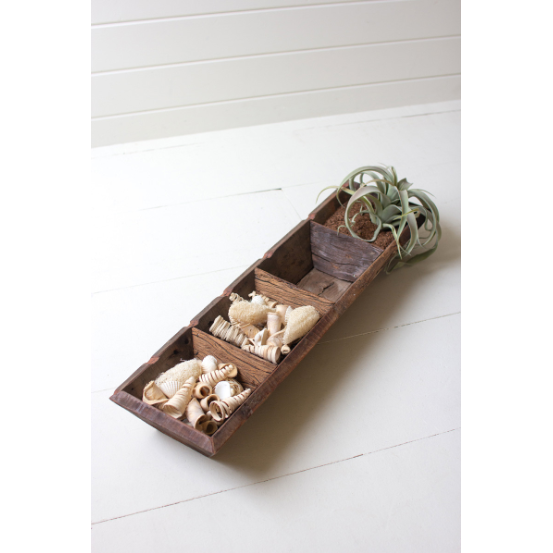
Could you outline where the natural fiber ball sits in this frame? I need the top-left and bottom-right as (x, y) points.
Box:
(283, 306), (320, 345)
(155, 358), (202, 386)
(229, 300), (271, 326)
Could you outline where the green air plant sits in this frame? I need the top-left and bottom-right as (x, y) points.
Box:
(318, 165), (441, 272)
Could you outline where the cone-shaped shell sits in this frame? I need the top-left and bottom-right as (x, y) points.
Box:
(142, 381), (168, 407)
(209, 388), (252, 422)
(267, 312), (282, 335)
(155, 358), (201, 397)
(157, 381), (181, 399)
(238, 323), (261, 339)
(282, 306), (320, 345)
(267, 329), (285, 348)
(214, 378), (244, 400)
(217, 363), (238, 378)
(161, 377), (195, 419)
(200, 420), (218, 435)
(193, 382), (212, 399)
(201, 355), (218, 374)
(200, 394), (219, 411)
(275, 304), (290, 325)
(242, 344), (281, 364)
(253, 327), (269, 346)
(229, 301), (272, 326)
(185, 398), (210, 429)
(199, 365), (237, 388)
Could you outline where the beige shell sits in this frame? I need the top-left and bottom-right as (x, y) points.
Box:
(200, 393), (219, 411)
(201, 355), (218, 374)
(267, 312), (282, 335)
(185, 398), (210, 429)
(214, 378), (243, 400)
(267, 329), (285, 348)
(200, 420), (218, 435)
(229, 292), (244, 303)
(250, 295), (266, 306)
(210, 315), (250, 348)
(283, 305), (320, 345)
(253, 327), (269, 346)
(242, 344), (281, 364)
(142, 381), (168, 408)
(199, 365), (237, 388)
(229, 300), (272, 326)
(209, 388), (252, 422)
(217, 362), (238, 378)
(161, 377), (195, 419)
(281, 345), (291, 355)
(155, 358), (202, 397)
(193, 382), (212, 399)
(238, 323), (261, 339)
(275, 304), (290, 325)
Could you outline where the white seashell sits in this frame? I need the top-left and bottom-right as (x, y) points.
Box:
(209, 389), (252, 422)
(281, 345), (291, 355)
(185, 398), (210, 429)
(217, 362), (238, 378)
(200, 393), (219, 412)
(210, 315), (250, 347)
(238, 323), (261, 339)
(276, 304), (290, 325)
(157, 380), (181, 399)
(161, 377), (195, 419)
(253, 328), (269, 346)
(267, 312), (282, 335)
(267, 329), (285, 348)
(251, 295), (266, 305)
(193, 382), (212, 399)
(283, 306), (320, 345)
(199, 365), (237, 387)
(142, 381), (168, 407)
(155, 359), (202, 394)
(214, 379), (243, 401)
(242, 344), (281, 364)
(201, 355), (218, 374)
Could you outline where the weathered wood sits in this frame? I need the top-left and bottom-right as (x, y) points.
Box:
(310, 221), (383, 282)
(258, 219), (312, 284)
(254, 268), (333, 315)
(308, 186), (349, 225)
(296, 268), (351, 302)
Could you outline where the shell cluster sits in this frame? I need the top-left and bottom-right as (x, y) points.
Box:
(208, 291), (321, 363)
(142, 355), (251, 435)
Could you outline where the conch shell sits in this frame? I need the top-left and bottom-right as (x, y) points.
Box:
(242, 344), (281, 364)
(266, 312), (281, 336)
(209, 389), (252, 422)
(253, 327), (269, 346)
(200, 393), (219, 411)
(249, 292), (278, 308)
(229, 300), (272, 326)
(214, 378), (243, 400)
(282, 306), (320, 345)
(201, 420), (218, 435)
(142, 381), (168, 408)
(199, 364), (237, 388)
(155, 359), (202, 398)
(267, 329), (285, 348)
(161, 377), (195, 419)
(275, 304), (290, 325)
(185, 398), (210, 429)
(193, 382), (212, 399)
(201, 355), (218, 374)
(210, 315), (249, 347)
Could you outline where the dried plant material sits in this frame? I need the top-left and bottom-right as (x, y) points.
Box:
(253, 328), (269, 346)
(200, 420), (218, 435)
(229, 300), (272, 326)
(217, 362), (238, 378)
(267, 312), (282, 335)
(210, 389), (252, 422)
(155, 359), (202, 398)
(242, 344), (281, 364)
(214, 378), (243, 400)
(199, 365), (237, 388)
(284, 306), (293, 325)
(200, 394), (219, 412)
(210, 315), (249, 347)
(281, 345), (291, 355)
(161, 377), (195, 419)
(283, 306), (320, 345)
(193, 382), (212, 399)
(201, 355), (218, 374)
(185, 398), (210, 430)
(238, 323), (260, 339)
(142, 381), (168, 408)
(267, 329), (285, 348)
(275, 304), (290, 325)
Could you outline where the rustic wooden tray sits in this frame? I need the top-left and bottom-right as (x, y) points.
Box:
(111, 189), (411, 456)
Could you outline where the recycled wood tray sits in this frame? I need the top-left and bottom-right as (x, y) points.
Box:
(111, 189), (411, 456)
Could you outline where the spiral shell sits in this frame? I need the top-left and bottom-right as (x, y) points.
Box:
(193, 382), (212, 399)
(210, 315), (249, 347)
(155, 358), (202, 397)
(161, 377), (195, 419)
(267, 329), (285, 348)
(142, 381), (168, 407)
(200, 393), (220, 412)
(199, 365), (237, 388)
(253, 327), (269, 346)
(185, 398), (210, 429)
(201, 355), (218, 374)
(283, 306), (320, 345)
(200, 420), (218, 435)
(214, 378), (243, 400)
(209, 389), (252, 422)
(242, 344), (281, 364)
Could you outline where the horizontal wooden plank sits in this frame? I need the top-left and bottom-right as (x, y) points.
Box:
(92, 37), (460, 118)
(92, 0), (369, 25)
(92, 0), (460, 72)
(92, 74), (460, 147)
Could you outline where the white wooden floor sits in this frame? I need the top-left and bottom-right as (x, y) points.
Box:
(91, 100), (461, 552)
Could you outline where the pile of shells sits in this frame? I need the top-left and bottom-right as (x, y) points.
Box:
(142, 355), (251, 435)
(209, 291), (321, 363)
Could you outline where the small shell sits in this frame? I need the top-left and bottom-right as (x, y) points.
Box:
(253, 328), (269, 346)
(155, 358), (202, 394)
(161, 377), (195, 419)
(210, 315), (250, 347)
(209, 389), (252, 422)
(193, 382), (212, 399)
(200, 420), (218, 435)
(238, 323), (261, 339)
(229, 293), (244, 303)
(276, 304), (290, 325)
(281, 345), (291, 355)
(267, 312), (282, 335)
(251, 295), (266, 306)
(199, 365), (237, 388)
(200, 393), (219, 411)
(229, 301), (272, 326)
(242, 344), (281, 364)
(215, 378), (244, 400)
(185, 398), (209, 429)
(142, 381), (168, 407)
(217, 362), (238, 378)
(283, 305), (320, 345)
(201, 355), (218, 374)
(157, 380), (181, 399)
(267, 329), (285, 348)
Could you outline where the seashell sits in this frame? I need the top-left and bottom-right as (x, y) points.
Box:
(276, 304), (290, 325)
(200, 420), (218, 435)
(242, 344), (281, 364)
(209, 389), (252, 422)
(251, 295), (266, 306)
(281, 345), (291, 355)
(249, 292), (278, 308)
(193, 382), (212, 399)
(142, 381), (168, 408)
(238, 323), (261, 339)
(185, 398), (210, 430)
(253, 327), (269, 346)
(267, 312), (282, 335)
(199, 365), (237, 388)
(201, 355), (218, 374)
(267, 329), (285, 348)
(200, 393), (219, 411)
(161, 377), (195, 419)
(283, 306), (320, 345)
(210, 315), (250, 347)
(229, 301), (272, 327)
(155, 358), (202, 397)
(217, 362), (238, 378)
(229, 293), (244, 303)
(214, 378), (243, 400)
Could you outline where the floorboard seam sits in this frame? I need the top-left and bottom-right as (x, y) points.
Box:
(91, 426), (460, 526)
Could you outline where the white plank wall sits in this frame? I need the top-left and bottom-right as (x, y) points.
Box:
(92, 0), (461, 146)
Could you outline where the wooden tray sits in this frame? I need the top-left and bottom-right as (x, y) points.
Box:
(110, 189), (411, 456)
